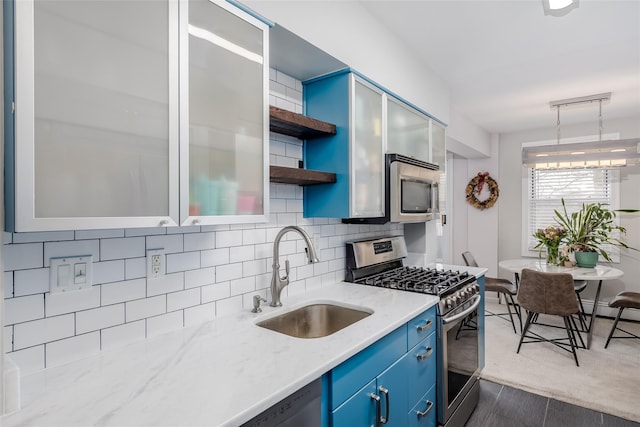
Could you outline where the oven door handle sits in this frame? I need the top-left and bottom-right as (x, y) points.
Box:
(442, 294), (481, 325)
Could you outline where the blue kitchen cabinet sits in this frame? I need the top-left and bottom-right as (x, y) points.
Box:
(325, 306), (437, 427)
(303, 71), (385, 219)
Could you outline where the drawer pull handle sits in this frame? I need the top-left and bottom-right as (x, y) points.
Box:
(416, 346), (433, 361)
(378, 386), (390, 424)
(416, 319), (433, 333)
(370, 393), (381, 427)
(416, 400), (434, 418)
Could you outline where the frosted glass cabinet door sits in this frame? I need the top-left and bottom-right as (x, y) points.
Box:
(351, 78), (384, 218)
(180, 0), (269, 225)
(13, 0), (179, 231)
(387, 98), (430, 163)
(430, 121), (446, 169)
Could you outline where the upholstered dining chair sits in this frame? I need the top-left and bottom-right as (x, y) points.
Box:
(516, 268), (583, 366)
(462, 251), (522, 333)
(604, 291), (640, 349)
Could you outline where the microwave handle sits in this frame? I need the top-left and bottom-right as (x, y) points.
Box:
(433, 184), (440, 214)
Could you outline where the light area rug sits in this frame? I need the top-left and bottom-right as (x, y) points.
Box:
(480, 299), (640, 423)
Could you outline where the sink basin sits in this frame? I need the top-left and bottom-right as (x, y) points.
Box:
(256, 303), (372, 339)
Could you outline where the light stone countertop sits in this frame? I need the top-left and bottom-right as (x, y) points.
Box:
(2, 282), (441, 427)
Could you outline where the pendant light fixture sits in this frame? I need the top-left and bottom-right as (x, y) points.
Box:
(522, 92), (640, 169)
(542, 0), (579, 17)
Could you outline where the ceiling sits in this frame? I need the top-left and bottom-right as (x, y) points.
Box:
(359, 0), (640, 135)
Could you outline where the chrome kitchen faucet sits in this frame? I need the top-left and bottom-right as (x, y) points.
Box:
(270, 226), (319, 307)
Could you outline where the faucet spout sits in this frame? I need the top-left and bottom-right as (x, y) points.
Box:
(270, 226), (319, 307)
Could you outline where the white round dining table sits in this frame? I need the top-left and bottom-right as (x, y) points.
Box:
(498, 258), (624, 349)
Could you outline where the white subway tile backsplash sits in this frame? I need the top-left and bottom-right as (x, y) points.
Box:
(184, 302), (215, 326)
(76, 304), (125, 335)
(167, 288), (200, 312)
(101, 320), (146, 351)
(44, 240), (99, 267)
(5, 294), (44, 325)
(216, 230), (243, 248)
(4, 243), (44, 271)
(147, 311), (183, 338)
(275, 70), (296, 90)
(12, 231), (75, 244)
(230, 245), (255, 263)
(13, 268), (49, 297)
(243, 259), (267, 277)
(101, 237), (145, 261)
(125, 227), (167, 237)
(101, 278), (146, 306)
(201, 248), (230, 268)
(242, 229), (266, 245)
(167, 225), (200, 234)
(46, 286), (100, 317)
(184, 232), (215, 251)
(14, 314), (75, 350)
(4, 272), (14, 298)
(202, 282), (231, 303)
(216, 263), (243, 282)
(126, 295), (166, 322)
(75, 229), (124, 240)
(255, 272), (271, 291)
(313, 261), (330, 277)
(125, 257), (147, 279)
(215, 295), (243, 317)
(185, 267), (215, 289)
(166, 251), (201, 273)
(46, 332), (100, 368)
(297, 264), (315, 280)
(147, 273), (184, 297)
(93, 260), (125, 285)
(230, 277), (255, 296)
(8, 345), (45, 375)
(147, 234), (184, 254)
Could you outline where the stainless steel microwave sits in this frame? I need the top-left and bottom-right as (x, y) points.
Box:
(388, 154), (440, 222)
(343, 154), (440, 224)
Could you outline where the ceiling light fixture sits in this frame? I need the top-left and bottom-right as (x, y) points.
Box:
(522, 92), (640, 169)
(542, 0), (579, 17)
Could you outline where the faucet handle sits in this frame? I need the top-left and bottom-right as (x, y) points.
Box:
(251, 295), (267, 313)
(285, 259), (290, 276)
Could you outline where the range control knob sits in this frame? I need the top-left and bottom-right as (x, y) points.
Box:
(466, 285), (476, 295)
(459, 290), (467, 299)
(445, 298), (455, 309)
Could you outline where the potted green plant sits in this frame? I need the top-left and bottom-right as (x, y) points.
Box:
(553, 199), (636, 267)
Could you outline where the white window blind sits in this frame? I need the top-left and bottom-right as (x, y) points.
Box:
(526, 168), (620, 256)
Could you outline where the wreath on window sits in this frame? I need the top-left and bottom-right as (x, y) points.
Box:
(465, 172), (499, 210)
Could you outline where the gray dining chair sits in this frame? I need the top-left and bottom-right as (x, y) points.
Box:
(604, 291), (640, 349)
(462, 251), (522, 333)
(516, 268), (583, 366)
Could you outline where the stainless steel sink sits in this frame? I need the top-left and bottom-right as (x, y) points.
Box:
(256, 303), (372, 339)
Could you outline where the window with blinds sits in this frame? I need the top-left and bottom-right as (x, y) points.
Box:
(526, 168), (620, 258)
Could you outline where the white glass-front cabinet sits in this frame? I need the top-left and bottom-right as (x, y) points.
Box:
(386, 97), (430, 163)
(180, 0), (268, 226)
(430, 121), (446, 169)
(9, 0), (268, 231)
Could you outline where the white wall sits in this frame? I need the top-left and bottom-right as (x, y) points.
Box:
(242, 0), (451, 125)
(498, 116), (640, 315)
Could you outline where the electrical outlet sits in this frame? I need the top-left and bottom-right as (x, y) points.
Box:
(147, 248), (165, 279)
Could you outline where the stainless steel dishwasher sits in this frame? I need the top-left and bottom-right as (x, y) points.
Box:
(240, 378), (321, 427)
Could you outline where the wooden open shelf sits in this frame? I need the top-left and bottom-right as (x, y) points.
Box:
(269, 166), (336, 186)
(269, 106), (336, 139)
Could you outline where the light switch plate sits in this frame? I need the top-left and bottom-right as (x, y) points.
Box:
(147, 248), (165, 280)
(49, 255), (93, 293)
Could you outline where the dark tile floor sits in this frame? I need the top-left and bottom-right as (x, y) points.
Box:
(465, 379), (640, 427)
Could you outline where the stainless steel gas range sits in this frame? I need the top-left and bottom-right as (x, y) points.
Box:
(345, 235), (482, 427)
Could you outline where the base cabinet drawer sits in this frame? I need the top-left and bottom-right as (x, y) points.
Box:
(407, 332), (436, 404)
(408, 385), (437, 427)
(331, 379), (377, 427)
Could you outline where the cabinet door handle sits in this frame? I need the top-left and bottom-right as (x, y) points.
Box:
(416, 400), (434, 418)
(369, 393), (381, 427)
(378, 386), (390, 424)
(416, 346), (433, 361)
(416, 319), (433, 333)
(159, 220), (169, 227)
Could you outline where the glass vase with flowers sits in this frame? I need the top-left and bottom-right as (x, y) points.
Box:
(533, 225), (567, 266)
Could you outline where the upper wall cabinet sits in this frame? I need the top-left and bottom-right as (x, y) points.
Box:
(387, 97), (430, 164)
(304, 72), (385, 219)
(180, 0), (269, 226)
(6, 0), (268, 232)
